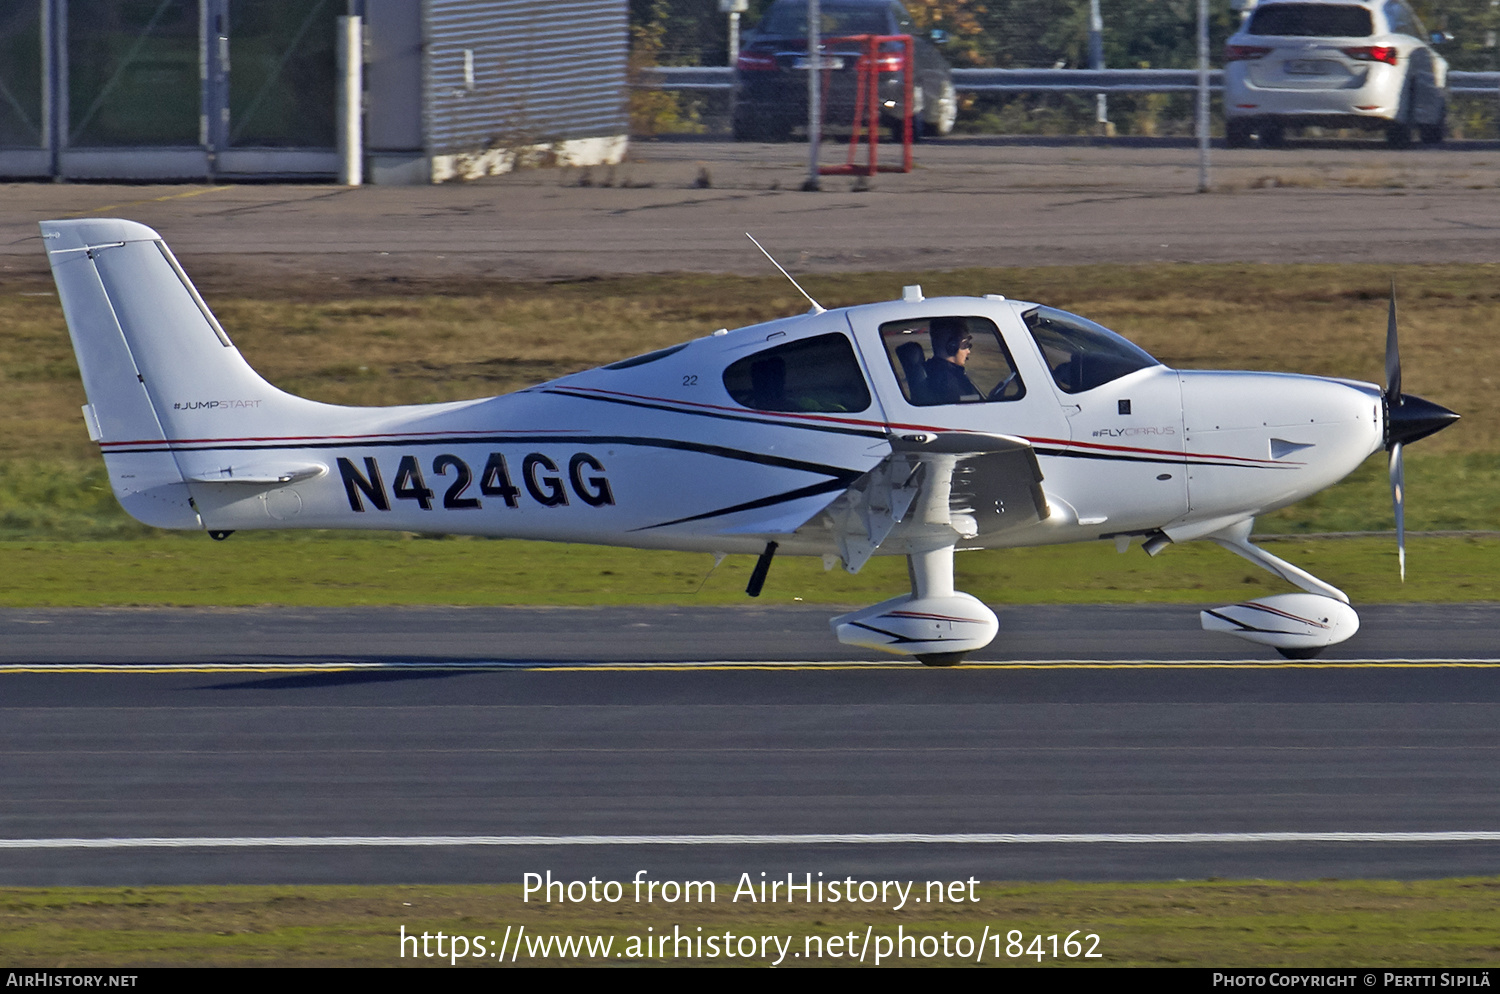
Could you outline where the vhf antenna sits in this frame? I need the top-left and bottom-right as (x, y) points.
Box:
(746, 233), (824, 314)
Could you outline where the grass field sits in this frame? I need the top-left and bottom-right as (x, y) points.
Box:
(0, 532), (1492, 607)
(4, 879), (1500, 967)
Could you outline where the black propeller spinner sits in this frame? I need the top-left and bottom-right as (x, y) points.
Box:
(1383, 284), (1460, 579)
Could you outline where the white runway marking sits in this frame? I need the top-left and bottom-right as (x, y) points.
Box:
(4, 832), (1500, 850)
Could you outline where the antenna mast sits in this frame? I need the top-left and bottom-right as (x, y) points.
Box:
(745, 233), (825, 314)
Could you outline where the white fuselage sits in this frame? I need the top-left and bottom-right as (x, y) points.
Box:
(139, 295), (1383, 558)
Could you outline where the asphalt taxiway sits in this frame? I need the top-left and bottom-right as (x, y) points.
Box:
(2, 604), (1498, 885)
(8, 137), (1500, 286)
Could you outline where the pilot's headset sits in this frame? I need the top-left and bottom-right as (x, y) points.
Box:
(929, 317), (970, 359)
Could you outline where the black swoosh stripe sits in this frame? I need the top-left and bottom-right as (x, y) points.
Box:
(1034, 446), (1294, 471)
(633, 478), (853, 531)
(845, 621), (965, 647)
(1207, 603), (1329, 631)
(106, 434), (866, 481)
(1203, 608), (1292, 635)
(1203, 607), (1323, 634)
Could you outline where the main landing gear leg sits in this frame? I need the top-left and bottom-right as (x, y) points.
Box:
(908, 547), (967, 666)
(829, 544), (999, 666)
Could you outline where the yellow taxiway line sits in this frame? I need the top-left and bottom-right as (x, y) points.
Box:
(3, 659), (1500, 675)
(60, 185), (234, 218)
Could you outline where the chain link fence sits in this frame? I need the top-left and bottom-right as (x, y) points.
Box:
(630, 0), (1500, 139)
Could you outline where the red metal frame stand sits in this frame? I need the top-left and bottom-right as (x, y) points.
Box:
(816, 34), (914, 176)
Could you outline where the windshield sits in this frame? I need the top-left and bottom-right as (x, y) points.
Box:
(1023, 306), (1160, 394)
(1248, 4), (1374, 37)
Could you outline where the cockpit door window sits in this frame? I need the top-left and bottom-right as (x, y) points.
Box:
(879, 315), (1025, 407)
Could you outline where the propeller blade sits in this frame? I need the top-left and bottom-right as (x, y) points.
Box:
(1389, 441), (1405, 582)
(1385, 280), (1401, 407)
(1378, 283), (1457, 582)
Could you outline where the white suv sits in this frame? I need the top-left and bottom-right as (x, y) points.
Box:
(1224, 0), (1448, 148)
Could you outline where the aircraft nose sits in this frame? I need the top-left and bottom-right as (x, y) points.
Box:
(1387, 394), (1460, 448)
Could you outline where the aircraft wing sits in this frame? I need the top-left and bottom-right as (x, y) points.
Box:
(796, 432), (1049, 572)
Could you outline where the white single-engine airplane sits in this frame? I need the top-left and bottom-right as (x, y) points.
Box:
(42, 219), (1458, 664)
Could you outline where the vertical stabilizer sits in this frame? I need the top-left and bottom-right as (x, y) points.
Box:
(40, 218), (316, 529)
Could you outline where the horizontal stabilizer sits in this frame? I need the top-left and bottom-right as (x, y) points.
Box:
(184, 464), (328, 486)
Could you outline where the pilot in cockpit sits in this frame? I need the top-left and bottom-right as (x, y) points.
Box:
(924, 318), (982, 404)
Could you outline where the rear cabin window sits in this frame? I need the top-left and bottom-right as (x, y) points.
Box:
(880, 316), (1025, 407)
(722, 333), (872, 413)
(1248, 4), (1374, 36)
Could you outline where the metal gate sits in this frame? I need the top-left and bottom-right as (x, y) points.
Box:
(0, 0), (341, 180)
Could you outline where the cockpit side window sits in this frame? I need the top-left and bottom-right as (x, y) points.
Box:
(1022, 306), (1160, 394)
(722, 333), (872, 413)
(880, 315), (1025, 407)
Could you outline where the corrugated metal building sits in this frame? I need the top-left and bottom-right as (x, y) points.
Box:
(0, 0), (628, 183)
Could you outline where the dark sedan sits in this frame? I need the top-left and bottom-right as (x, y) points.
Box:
(732, 0), (956, 141)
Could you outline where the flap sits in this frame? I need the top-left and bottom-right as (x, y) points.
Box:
(799, 432), (1049, 572)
